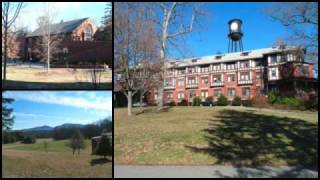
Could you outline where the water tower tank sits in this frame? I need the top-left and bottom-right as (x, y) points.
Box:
(228, 19), (244, 52)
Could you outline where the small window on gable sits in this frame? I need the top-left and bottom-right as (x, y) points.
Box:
(84, 26), (93, 41)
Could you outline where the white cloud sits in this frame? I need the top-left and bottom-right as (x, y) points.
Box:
(6, 91), (112, 112)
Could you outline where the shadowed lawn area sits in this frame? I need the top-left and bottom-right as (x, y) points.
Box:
(115, 106), (318, 168)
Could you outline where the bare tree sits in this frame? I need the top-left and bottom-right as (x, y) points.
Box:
(33, 2), (61, 73)
(155, 2), (207, 110)
(265, 2), (318, 69)
(114, 3), (159, 116)
(2, 2), (23, 82)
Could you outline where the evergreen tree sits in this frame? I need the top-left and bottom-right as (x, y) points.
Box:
(96, 132), (112, 159)
(101, 3), (112, 41)
(2, 95), (15, 130)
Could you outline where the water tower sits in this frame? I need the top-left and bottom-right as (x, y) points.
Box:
(228, 19), (243, 52)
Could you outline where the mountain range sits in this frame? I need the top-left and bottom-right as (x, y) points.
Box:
(20, 123), (85, 132)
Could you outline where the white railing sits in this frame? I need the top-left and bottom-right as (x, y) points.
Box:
(186, 83), (198, 88)
(211, 81), (224, 87)
(164, 85), (175, 90)
(238, 80), (253, 85)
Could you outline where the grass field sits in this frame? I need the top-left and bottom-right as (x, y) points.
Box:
(115, 106), (318, 169)
(2, 65), (112, 89)
(2, 138), (112, 178)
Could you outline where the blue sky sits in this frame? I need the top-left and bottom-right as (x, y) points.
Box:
(15, 2), (111, 31)
(165, 2), (311, 59)
(3, 91), (112, 130)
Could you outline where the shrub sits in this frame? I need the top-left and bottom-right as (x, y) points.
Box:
(205, 96), (213, 103)
(178, 99), (188, 106)
(217, 95), (228, 106)
(96, 133), (112, 159)
(252, 95), (269, 108)
(281, 97), (300, 108)
(267, 92), (278, 104)
(232, 96), (241, 106)
(242, 99), (252, 107)
(22, 136), (36, 144)
(193, 97), (201, 106)
(168, 101), (176, 106)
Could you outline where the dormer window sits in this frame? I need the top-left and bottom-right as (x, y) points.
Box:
(241, 51), (250, 56)
(215, 55), (222, 60)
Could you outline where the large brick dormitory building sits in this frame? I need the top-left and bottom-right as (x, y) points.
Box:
(145, 46), (317, 105)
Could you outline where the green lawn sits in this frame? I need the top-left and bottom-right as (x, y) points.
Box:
(3, 138), (112, 178)
(115, 106), (318, 168)
(5, 139), (91, 153)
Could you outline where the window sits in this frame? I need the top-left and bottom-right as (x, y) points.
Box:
(178, 79), (184, 86)
(189, 90), (196, 99)
(227, 75), (235, 82)
(178, 69), (185, 75)
(201, 90), (208, 98)
(165, 78), (173, 87)
(287, 54), (295, 61)
(256, 86), (264, 96)
(255, 59), (264, 67)
(271, 68), (276, 77)
(188, 67), (196, 74)
(299, 66), (309, 76)
(242, 87), (250, 97)
(200, 66), (209, 73)
(188, 77), (196, 85)
(227, 63), (235, 70)
(227, 88), (236, 97)
(240, 61), (249, 68)
(166, 69), (174, 75)
(240, 73), (250, 81)
(166, 92), (173, 99)
(270, 55), (277, 64)
(201, 77), (209, 85)
(178, 92), (184, 99)
(212, 64), (221, 71)
(214, 89), (222, 97)
(84, 26), (93, 41)
(256, 72), (262, 80)
(154, 93), (158, 100)
(212, 75), (222, 83)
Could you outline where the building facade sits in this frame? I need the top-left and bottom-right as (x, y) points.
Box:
(24, 17), (112, 66)
(146, 46), (316, 105)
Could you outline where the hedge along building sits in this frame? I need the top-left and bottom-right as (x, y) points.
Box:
(25, 17), (112, 67)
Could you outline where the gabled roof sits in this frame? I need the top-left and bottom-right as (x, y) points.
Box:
(27, 17), (90, 37)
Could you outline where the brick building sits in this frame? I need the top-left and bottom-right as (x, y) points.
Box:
(144, 46), (316, 105)
(25, 17), (112, 66)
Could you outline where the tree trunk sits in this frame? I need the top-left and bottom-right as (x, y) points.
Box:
(127, 91), (133, 116)
(139, 89), (144, 110)
(157, 46), (165, 110)
(4, 25), (8, 83)
(47, 41), (50, 73)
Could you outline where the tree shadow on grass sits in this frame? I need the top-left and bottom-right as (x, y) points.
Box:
(90, 158), (111, 166)
(186, 109), (318, 170)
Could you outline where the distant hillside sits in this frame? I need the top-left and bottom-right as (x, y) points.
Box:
(22, 125), (53, 132)
(54, 123), (84, 129)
